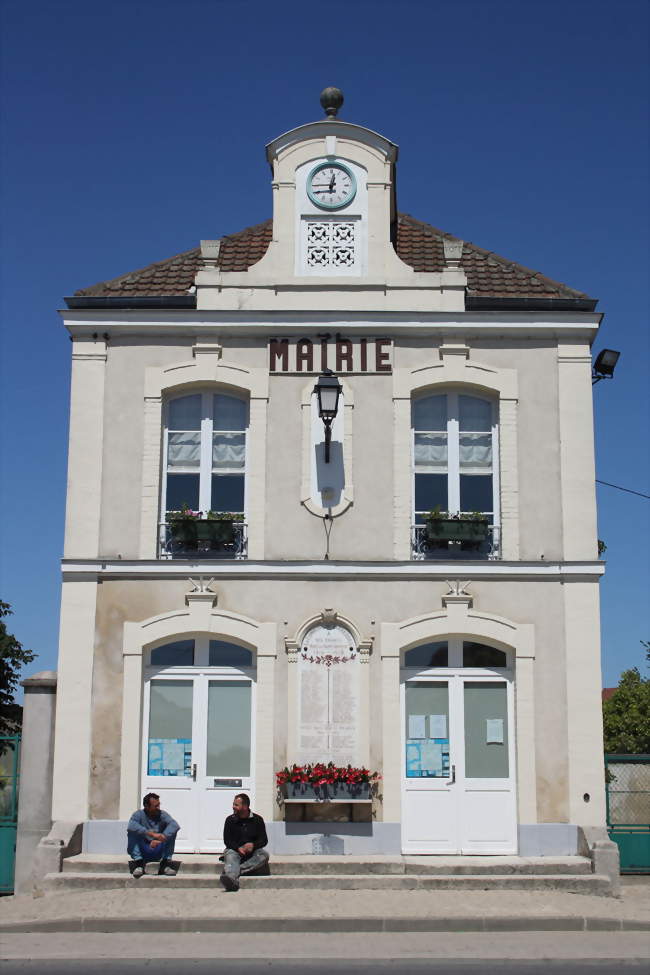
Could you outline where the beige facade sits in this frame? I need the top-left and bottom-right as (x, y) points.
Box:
(50, 109), (607, 857)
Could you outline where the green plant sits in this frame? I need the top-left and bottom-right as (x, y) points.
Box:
(166, 505), (244, 523)
(603, 646), (650, 753)
(0, 602), (36, 749)
(424, 506), (488, 523)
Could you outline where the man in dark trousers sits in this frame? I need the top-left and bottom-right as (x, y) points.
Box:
(220, 792), (269, 891)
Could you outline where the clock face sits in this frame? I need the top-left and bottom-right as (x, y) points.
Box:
(307, 162), (357, 210)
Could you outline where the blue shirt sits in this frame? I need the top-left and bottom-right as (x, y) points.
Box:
(127, 808), (180, 838)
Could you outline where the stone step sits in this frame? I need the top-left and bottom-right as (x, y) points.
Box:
(64, 854), (593, 876)
(45, 871), (611, 895)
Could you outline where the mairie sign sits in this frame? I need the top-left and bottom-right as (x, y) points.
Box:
(269, 337), (392, 374)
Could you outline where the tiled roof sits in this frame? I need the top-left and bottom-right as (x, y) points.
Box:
(72, 213), (593, 303)
(395, 214), (591, 300)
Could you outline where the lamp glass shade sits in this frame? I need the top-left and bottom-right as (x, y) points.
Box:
(314, 372), (342, 420)
(594, 349), (620, 376)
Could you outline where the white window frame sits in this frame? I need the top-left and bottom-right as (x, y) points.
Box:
(411, 389), (500, 524)
(161, 390), (248, 518)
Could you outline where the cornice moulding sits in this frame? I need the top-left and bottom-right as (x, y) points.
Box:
(61, 559), (606, 582)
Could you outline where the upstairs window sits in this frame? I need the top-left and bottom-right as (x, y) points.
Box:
(412, 392), (497, 522)
(163, 392), (248, 516)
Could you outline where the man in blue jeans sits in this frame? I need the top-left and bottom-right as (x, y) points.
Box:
(127, 793), (180, 877)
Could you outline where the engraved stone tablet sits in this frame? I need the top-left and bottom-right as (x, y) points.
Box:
(298, 624), (359, 766)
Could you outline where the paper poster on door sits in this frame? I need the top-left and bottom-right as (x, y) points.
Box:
(148, 738), (192, 776)
(408, 714), (426, 739)
(429, 714), (447, 738)
(406, 739), (444, 777)
(486, 719), (504, 744)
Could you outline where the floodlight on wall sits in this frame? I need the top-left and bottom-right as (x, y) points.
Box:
(592, 349), (620, 385)
(313, 369), (343, 462)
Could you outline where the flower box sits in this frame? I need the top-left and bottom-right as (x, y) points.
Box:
(281, 781), (372, 802)
(168, 520), (198, 547)
(194, 520), (238, 547)
(424, 518), (489, 544)
(276, 763), (379, 803)
(166, 510), (243, 551)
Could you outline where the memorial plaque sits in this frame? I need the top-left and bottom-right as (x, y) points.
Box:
(298, 624), (359, 766)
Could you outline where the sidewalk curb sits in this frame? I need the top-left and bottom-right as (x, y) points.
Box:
(1, 916), (648, 934)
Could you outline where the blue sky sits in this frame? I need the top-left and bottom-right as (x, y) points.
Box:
(0, 0), (648, 692)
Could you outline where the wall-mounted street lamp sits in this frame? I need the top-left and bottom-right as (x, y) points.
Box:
(592, 348), (620, 385)
(313, 369), (343, 462)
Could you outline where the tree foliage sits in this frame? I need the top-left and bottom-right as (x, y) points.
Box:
(603, 646), (650, 754)
(0, 601), (36, 739)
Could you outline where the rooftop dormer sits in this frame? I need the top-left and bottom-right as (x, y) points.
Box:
(194, 88), (467, 313)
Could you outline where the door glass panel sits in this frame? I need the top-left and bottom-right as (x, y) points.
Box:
(147, 680), (193, 776)
(414, 473), (448, 515)
(464, 681), (509, 778)
(209, 640), (253, 667)
(207, 681), (251, 776)
(404, 642), (448, 668)
(150, 640), (195, 667)
(211, 473), (245, 512)
(459, 473), (493, 513)
(404, 682), (450, 778)
(166, 473), (200, 512)
(463, 643), (507, 668)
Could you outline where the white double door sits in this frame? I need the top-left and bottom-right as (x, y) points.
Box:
(401, 671), (517, 854)
(142, 669), (255, 852)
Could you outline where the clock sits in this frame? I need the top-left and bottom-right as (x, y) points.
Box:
(307, 161), (356, 210)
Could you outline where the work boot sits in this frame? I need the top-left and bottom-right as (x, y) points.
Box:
(158, 859), (177, 876)
(220, 872), (239, 891)
(131, 860), (144, 878)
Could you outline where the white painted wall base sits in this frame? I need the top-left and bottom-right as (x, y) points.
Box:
(81, 820), (582, 857)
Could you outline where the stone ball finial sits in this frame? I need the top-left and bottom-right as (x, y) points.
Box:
(320, 87), (344, 118)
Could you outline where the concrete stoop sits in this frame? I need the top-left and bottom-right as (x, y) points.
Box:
(43, 853), (612, 896)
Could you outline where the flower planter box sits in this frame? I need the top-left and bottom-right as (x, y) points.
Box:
(424, 519), (489, 544)
(168, 519), (240, 549)
(168, 521), (198, 547)
(194, 520), (239, 546)
(281, 782), (372, 802)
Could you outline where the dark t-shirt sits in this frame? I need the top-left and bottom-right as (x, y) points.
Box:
(223, 811), (268, 856)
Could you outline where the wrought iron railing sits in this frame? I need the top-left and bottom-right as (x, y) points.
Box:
(411, 523), (500, 560)
(158, 521), (248, 560)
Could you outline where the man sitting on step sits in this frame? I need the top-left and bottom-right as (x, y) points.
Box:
(220, 793), (269, 891)
(127, 793), (180, 878)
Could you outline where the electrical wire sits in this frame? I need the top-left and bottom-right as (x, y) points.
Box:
(596, 479), (650, 500)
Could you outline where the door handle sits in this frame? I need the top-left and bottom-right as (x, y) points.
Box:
(192, 763), (197, 782)
(447, 764), (456, 785)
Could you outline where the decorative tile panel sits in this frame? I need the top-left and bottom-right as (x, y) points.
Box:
(306, 222), (357, 270)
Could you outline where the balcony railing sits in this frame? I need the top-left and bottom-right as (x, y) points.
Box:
(158, 521), (248, 560)
(411, 523), (500, 561)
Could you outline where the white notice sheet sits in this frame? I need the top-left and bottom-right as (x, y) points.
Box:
(429, 714), (447, 739)
(408, 714), (426, 739)
(486, 718), (504, 744)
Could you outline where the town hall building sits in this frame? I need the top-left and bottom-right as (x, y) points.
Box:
(33, 89), (613, 873)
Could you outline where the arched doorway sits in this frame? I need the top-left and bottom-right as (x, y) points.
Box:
(401, 636), (516, 854)
(142, 635), (256, 852)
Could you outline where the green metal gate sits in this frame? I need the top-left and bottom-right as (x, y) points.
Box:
(0, 735), (21, 893)
(605, 753), (650, 874)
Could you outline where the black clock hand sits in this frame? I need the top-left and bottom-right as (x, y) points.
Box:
(329, 172), (336, 192)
